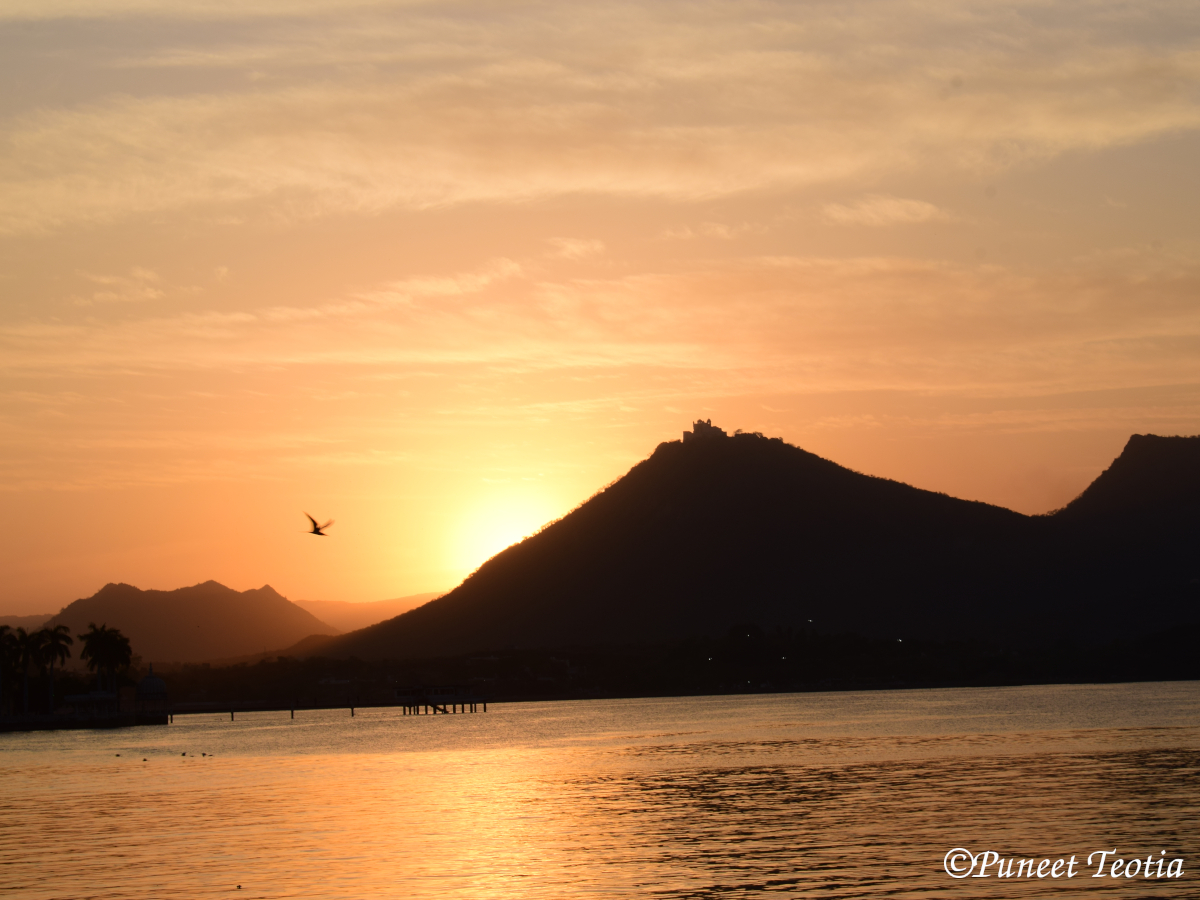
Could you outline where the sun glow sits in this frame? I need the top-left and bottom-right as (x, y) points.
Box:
(451, 490), (561, 579)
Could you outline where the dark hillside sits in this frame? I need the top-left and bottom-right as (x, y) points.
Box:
(327, 425), (1045, 660)
(1043, 434), (1200, 630)
(1053, 434), (1200, 524)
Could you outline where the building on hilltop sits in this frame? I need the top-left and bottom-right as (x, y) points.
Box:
(683, 419), (727, 442)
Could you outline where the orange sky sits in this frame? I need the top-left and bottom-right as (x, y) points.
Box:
(3, 0), (1199, 613)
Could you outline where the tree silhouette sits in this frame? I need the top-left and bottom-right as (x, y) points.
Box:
(78, 623), (132, 693)
(16, 628), (47, 716)
(38, 624), (73, 713)
(0, 625), (15, 716)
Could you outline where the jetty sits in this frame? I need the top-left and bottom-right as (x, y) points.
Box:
(394, 685), (486, 715)
(166, 685), (487, 722)
(1, 683), (488, 731)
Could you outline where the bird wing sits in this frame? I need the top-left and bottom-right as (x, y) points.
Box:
(305, 512), (318, 529)
(321, 519), (335, 530)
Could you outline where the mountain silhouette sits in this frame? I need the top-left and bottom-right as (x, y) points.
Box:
(48, 580), (337, 664)
(1055, 433), (1200, 523)
(311, 425), (1197, 662)
(1037, 433), (1200, 635)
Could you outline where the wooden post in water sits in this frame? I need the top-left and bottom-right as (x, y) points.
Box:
(290, 708), (294, 719)
(230, 710), (234, 721)
(351, 707), (355, 717)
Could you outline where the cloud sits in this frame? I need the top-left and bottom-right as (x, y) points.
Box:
(661, 222), (759, 240)
(822, 195), (949, 227)
(2, 1), (1198, 234)
(5, 247), (1199, 501)
(5, 248), (1200, 401)
(75, 267), (164, 306)
(0, 0), (393, 20)
(547, 238), (605, 260)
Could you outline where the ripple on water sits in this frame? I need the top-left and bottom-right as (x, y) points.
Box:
(1, 683), (1197, 899)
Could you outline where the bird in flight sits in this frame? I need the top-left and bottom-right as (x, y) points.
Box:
(305, 513), (334, 536)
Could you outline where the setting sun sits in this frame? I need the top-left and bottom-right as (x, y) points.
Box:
(450, 489), (563, 581)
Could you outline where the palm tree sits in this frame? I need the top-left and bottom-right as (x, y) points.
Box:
(16, 628), (47, 716)
(78, 623), (132, 693)
(38, 624), (73, 713)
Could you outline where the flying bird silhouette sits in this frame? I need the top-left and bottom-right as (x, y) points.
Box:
(305, 513), (334, 536)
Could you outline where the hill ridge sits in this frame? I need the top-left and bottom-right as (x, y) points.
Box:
(318, 427), (1063, 660)
(49, 580), (337, 665)
(1054, 433), (1200, 521)
(315, 426), (1198, 660)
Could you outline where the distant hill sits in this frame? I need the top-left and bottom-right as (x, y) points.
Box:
(293, 593), (443, 633)
(0, 613), (54, 630)
(315, 426), (1200, 661)
(48, 581), (337, 664)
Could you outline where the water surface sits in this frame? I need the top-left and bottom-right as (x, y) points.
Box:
(2, 682), (1197, 898)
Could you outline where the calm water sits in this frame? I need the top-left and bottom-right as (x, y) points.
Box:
(1, 682), (1197, 899)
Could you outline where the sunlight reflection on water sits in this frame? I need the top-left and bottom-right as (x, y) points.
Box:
(2, 682), (1198, 898)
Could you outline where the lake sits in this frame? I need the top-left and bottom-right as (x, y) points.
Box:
(2, 682), (1197, 898)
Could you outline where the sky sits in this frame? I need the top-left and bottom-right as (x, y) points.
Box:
(2, 0), (1199, 614)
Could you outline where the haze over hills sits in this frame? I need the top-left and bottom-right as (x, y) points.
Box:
(48, 581), (337, 664)
(0, 613), (54, 630)
(294, 593), (443, 633)
(318, 424), (1200, 661)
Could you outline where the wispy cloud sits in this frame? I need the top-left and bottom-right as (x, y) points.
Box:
(2, 1), (1198, 234)
(547, 238), (605, 260)
(0, 0), (395, 20)
(822, 195), (949, 227)
(661, 222), (761, 240)
(5, 250), (1200, 398)
(75, 267), (165, 306)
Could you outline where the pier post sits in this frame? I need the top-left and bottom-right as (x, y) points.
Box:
(351, 707), (355, 717)
(290, 709), (294, 719)
(230, 710), (234, 721)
